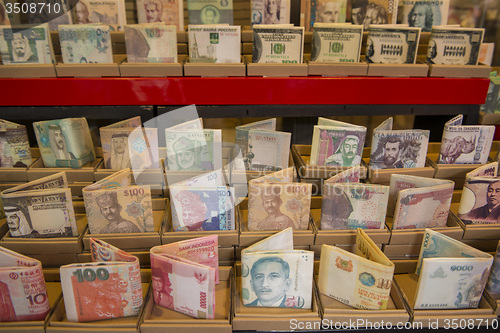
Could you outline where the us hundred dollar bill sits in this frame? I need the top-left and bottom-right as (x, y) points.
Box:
(0, 24), (55, 65)
(366, 25), (421, 64)
(486, 240), (500, 295)
(427, 26), (484, 65)
(310, 23), (363, 62)
(400, 0), (450, 32)
(124, 24), (177, 63)
(136, 0), (184, 30)
(252, 0), (290, 25)
(59, 24), (113, 63)
(187, 0), (233, 24)
(252, 25), (305, 63)
(300, 0), (347, 31)
(73, 0), (126, 31)
(188, 25), (241, 63)
(414, 229), (493, 309)
(0, 120), (32, 168)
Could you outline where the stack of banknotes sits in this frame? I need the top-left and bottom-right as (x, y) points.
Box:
(72, 0), (126, 31)
(439, 114), (495, 164)
(241, 228), (314, 308)
(370, 117), (430, 169)
(0, 247), (51, 321)
(59, 24), (113, 64)
(248, 167), (312, 231)
(33, 117), (96, 168)
(252, 25), (304, 63)
(300, 0), (347, 31)
(124, 24), (178, 63)
(486, 241), (500, 295)
(365, 24), (421, 64)
(427, 26), (485, 65)
(350, 0), (398, 29)
(60, 238), (143, 322)
(0, 119), (32, 168)
(0, 24), (55, 65)
(310, 23), (363, 63)
(1, 172), (78, 237)
(400, 0), (450, 32)
(136, 0), (184, 30)
(414, 229), (493, 309)
(321, 166), (389, 230)
(318, 228), (395, 309)
(187, 0), (233, 24)
(252, 0), (290, 25)
(83, 169), (154, 234)
(188, 25), (241, 63)
(150, 235), (219, 318)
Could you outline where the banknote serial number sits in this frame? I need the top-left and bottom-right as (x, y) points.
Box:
(443, 318), (498, 329)
(5, 2), (62, 14)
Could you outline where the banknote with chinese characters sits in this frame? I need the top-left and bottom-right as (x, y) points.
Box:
(486, 240), (500, 295)
(400, 0), (449, 32)
(427, 26), (484, 65)
(252, 0), (290, 25)
(125, 24), (177, 63)
(59, 24), (113, 63)
(300, 0), (346, 31)
(73, 0), (126, 31)
(0, 119), (32, 167)
(188, 25), (241, 63)
(253, 25), (304, 63)
(0, 24), (55, 65)
(187, 0), (233, 24)
(310, 23), (363, 62)
(366, 25), (421, 64)
(136, 0), (184, 30)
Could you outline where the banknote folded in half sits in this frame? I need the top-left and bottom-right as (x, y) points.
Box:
(0, 119), (32, 168)
(83, 169), (154, 234)
(351, 0), (398, 29)
(400, 0), (450, 32)
(318, 229), (395, 309)
(60, 238), (142, 322)
(323, 165), (361, 184)
(188, 25), (241, 63)
(1, 172), (78, 238)
(0, 24), (55, 65)
(486, 240), (500, 295)
(414, 229), (493, 309)
(136, 0), (184, 29)
(33, 117), (96, 168)
(427, 26), (484, 65)
(58, 24), (113, 64)
(252, 0), (290, 25)
(187, 0), (233, 25)
(301, 0), (347, 31)
(365, 25), (421, 64)
(252, 25), (304, 63)
(389, 174), (454, 230)
(310, 23), (363, 63)
(124, 24), (178, 63)
(150, 235), (219, 318)
(0, 247), (51, 322)
(438, 114), (495, 165)
(72, 0), (126, 31)
(241, 227), (314, 308)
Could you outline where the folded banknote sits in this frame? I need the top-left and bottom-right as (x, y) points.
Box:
(124, 24), (178, 63)
(350, 0), (398, 29)
(0, 24), (55, 65)
(252, 0), (290, 25)
(59, 24), (113, 63)
(136, 0), (184, 29)
(188, 25), (241, 63)
(187, 0), (233, 24)
(366, 25), (421, 64)
(400, 0), (449, 32)
(486, 240), (500, 295)
(310, 23), (363, 62)
(300, 0), (346, 31)
(73, 0), (126, 31)
(323, 165), (361, 184)
(0, 119), (32, 168)
(252, 25), (304, 63)
(427, 26), (484, 65)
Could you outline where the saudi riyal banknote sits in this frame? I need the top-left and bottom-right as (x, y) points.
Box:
(59, 24), (113, 64)
(33, 117), (95, 168)
(0, 24), (55, 65)
(427, 26), (484, 65)
(136, 0), (184, 29)
(25, 0), (73, 30)
(252, 25), (304, 63)
(366, 25), (421, 64)
(73, 0), (126, 31)
(321, 183), (389, 230)
(241, 228), (314, 308)
(60, 238), (142, 322)
(83, 169), (154, 234)
(318, 229), (394, 310)
(439, 115), (495, 164)
(414, 229), (493, 309)
(400, 0), (449, 32)
(370, 117), (430, 169)
(252, 0), (290, 25)
(188, 25), (241, 63)
(486, 241), (500, 295)
(0, 120), (32, 168)
(150, 235), (219, 318)
(310, 23), (363, 62)
(187, 0), (233, 24)
(324, 165), (361, 184)
(124, 24), (177, 63)
(300, 0), (346, 31)
(1, 172), (78, 237)
(0, 247), (50, 322)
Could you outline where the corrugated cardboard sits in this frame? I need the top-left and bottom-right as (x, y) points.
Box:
(139, 267), (232, 333)
(450, 202), (500, 240)
(0, 64), (57, 78)
(484, 290), (500, 317)
(245, 55), (308, 77)
(55, 55), (126, 77)
(183, 57), (246, 77)
(428, 63), (492, 78)
(27, 157), (99, 183)
(394, 274), (496, 328)
(0, 157), (38, 182)
(392, 259), (418, 274)
(307, 60), (368, 77)
(367, 62), (429, 78)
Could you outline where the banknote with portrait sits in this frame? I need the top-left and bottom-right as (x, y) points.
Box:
(0, 24), (55, 65)
(72, 0), (126, 31)
(235, 118), (276, 159)
(318, 229), (394, 309)
(187, 0), (233, 24)
(0, 119), (32, 168)
(414, 229), (493, 309)
(136, 0), (184, 29)
(439, 115), (495, 164)
(241, 129), (291, 172)
(83, 169), (154, 234)
(300, 0), (346, 31)
(427, 26), (484, 65)
(486, 240), (500, 295)
(124, 23), (177, 63)
(324, 165), (361, 184)
(60, 238), (142, 322)
(150, 235), (218, 318)
(252, 25), (304, 63)
(310, 23), (363, 62)
(365, 25), (421, 64)
(400, 0), (449, 32)
(25, 0), (72, 30)
(321, 182), (389, 230)
(0, 247), (51, 322)
(1, 172), (78, 237)
(252, 0), (290, 25)
(188, 25), (240, 63)
(59, 24), (113, 63)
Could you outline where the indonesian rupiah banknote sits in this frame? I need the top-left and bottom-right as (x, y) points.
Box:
(310, 23), (363, 62)
(124, 24), (178, 63)
(365, 25), (421, 64)
(59, 24), (113, 63)
(400, 0), (449, 32)
(136, 0), (184, 30)
(486, 240), (500, 295)
(252, 25), (304, 63)
(0, 119), (32, 167)
(188, 25), (241, 63)
(0, 24), (55, 65)
(73, 0), (126, 31)
(300, 0), (346, 31)
(427, 26), (484, 65)
(252, 0), (290, 25)
(187, 0), (233, 24)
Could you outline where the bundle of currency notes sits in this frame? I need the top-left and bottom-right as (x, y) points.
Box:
(241, 228), (314, 308)
(187, 0), (233, 24)
(252, 25), (305, 63)
(58, 24), (113, 64)
(150, 235), (219, 318)
(188, 25), (241, 63)
(365, 25), (421, 64)
(414, 229), (493, 309)
(310, 117), (366, 167)
(486, 240), (500, 295)
(324, 165), (361, 184)
(438, 115), (495, 164)
(83, 169), (154, 234)
(310, 23), (363, 62)
(350, 0), (398, 29)
(0, 24), (55, 65)
(60, 238), (142, 322)
(0, 247), (51, 321)
(300, 0), (346, 31)
(458, 162), (500, 225)
(252, 0), (290, 25)
(318, 229), (395, 309)
(400, 0), (449, 32)
(1, 172), (78, 237)
(427, 26), (484, 65)
(370, 117), (430, 169)
(73, 0), (126, 31)
(33, 117), (95, 168)
(136, 0), (184, 30)
(25, 0), (72, 30)
(124, 24), (178, 63)
(0, 119), (32, 168)
(389, 174), (454, 230)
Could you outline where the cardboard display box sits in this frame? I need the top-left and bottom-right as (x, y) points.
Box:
(140, 266), (233, 333)
(78, 250), (152, 266)
(394, 274), (497, 328)
(119, 54), (185, 77)
(55, 55), (126, 77)
(307, 60), (368, 77)
(382, 244), (422, 259)
(392, 259), (418, 275)
(183, 57), (246, 77)
(366, 62), (429, 78)
(0, 64), (56, 78)
(27, 156), (100, 183)
(484, 290), (500, 317)
(450, 202), (500, 240)
(244, 55), (308, 77)
(0, 153), (38, 182)
(427, 63), (492, 78)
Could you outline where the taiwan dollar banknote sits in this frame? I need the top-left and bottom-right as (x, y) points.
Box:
(252, 0), (290, 25)
(59, 24), (113, 63)
(188, 25), (241, 63)
(300, 0), (346, 31)
(486, 241), (500, 295)
(427, 26), (484, 65)
(187, 0), (233, 24)
(366, 25), (421, 64)
(0, 24), (55, 65)
(73, 0), (126, 31)
(310, 23), (363, 63)
(253, 25), (304, 63)
(400, 0), (449, 32)
(136, 0), (184, 29)
(124, 24), (178, 63)
(0, 119), (32, 168)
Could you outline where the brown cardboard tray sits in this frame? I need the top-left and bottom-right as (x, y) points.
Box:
(484, 290), (500, 317)
(55, 55), (125, 77)
(450, 202), (500, 240)
(307, 60), (368, 77)
(119, 61), (183, 77)
(27, 156), (100, 183)
(245, 55), (308, 77)
(183, 56), (246, 77)
(0, 156), (38, 182)
(367, 62), (429, 77)
(0, 64), (57, 78)
(428, 63), (492, 78)
(392, 259), (418, 274)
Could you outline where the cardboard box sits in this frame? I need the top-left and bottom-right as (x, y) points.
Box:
(235, 245), (310, 260)
(55, 55), (125, 77)
(367, 62), (429, 78)
(27, 157), (100, 183)
(119, 62), (183, 77)
(392, 259), (418, 274)
(479, 111), (500, 126)
(307, 61), (368, 77)
(78, 250), (152, 266)
(394, 274), (497, 328)
(0, 156), (38, 182)
(484, 290), (500, 317)
(428, 63), (492, 78)
(245, 55), (308, 77)
(450, 202), (500, 240)
(140, 266), (233, 333)
(382, 244), (422, 259)
(0, 64), (57, 78)
(183, 57), (246, 77)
